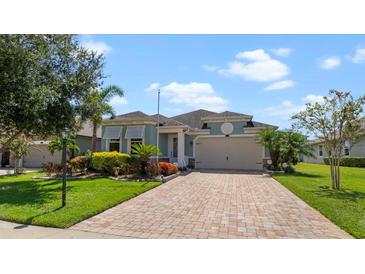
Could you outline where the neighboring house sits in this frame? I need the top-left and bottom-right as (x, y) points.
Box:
(303, 136), (365, 164)
(101, 109), (276, 170)
(0, 121), (101, 168)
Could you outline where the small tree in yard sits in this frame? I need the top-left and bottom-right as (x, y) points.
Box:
(292, 90), (365, 189)
(8, 136), (30, 174)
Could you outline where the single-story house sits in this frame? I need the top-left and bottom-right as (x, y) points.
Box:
(0, 121), (101, 168)
(101, 109), (276, 170)
(303, 136), (365, 164)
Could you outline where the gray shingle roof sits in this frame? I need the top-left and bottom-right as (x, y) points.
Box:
(150, 114), (186, 127)
(171, 109), (217, 129)
(204, 111), (252, 119)
(250, 120), (277, 128)
(114, 111), (151, 119)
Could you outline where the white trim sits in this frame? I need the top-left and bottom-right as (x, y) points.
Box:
(158, 127), (185, 133)
(108, 138), (122, 153)
(127, 137), (145, 154)
(177, 131), (185, 167)
(186, 130), (210, 135)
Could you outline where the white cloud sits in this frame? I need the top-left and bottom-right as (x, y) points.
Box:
(202, 65), (219, 71)
(264, 80), (295, 91)
(351, 48), (365, 64)
(236, 49), (271, 61)
(319, 57), (341, 70)
(301, 94), (325, 104)
(258, 100), (305, 119)
(82, 41), (112, 55)
(145, 82), (228, 112)
(271, 48), (292, 57)
(109, 96), (128, 106)
(219, 49), (289, 82)
(144, 83), (160, 92)
(257, 94), (325, 120)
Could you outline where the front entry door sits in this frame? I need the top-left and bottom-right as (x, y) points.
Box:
(172, 137), (178, 158)
(1, 151), (10, 167)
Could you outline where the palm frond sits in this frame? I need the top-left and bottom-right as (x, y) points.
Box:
(100, 85), (124, 102)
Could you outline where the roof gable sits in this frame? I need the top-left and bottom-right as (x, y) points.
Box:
(150, 114), (186, 127)
(203, 111), (252, 120)
(171, 109), (216, 129)
(114, 111), (150, 119)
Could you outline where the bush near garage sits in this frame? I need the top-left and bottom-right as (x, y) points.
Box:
(69, 156), (91, 174)
(159, 162), (178, 176)
(324, 157), (365, 168)
(92, 152), (130, 175)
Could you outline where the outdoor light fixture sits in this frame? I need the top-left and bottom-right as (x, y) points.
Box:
(61, 128), (70, 207)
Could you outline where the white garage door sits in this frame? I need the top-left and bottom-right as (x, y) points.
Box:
(23, 145), (62, 168)
(195, 136), (263, 170)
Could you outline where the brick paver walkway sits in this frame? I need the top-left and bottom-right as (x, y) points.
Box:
(71, 171), (351, 238)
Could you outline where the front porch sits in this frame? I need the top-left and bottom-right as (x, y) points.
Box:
(158, 127), (189, 167)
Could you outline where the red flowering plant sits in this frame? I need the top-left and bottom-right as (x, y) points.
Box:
(159, 162), (178, 176)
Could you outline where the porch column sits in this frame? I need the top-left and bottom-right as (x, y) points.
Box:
(177, 130), (185, 167)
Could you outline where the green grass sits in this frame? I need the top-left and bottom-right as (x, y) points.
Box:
(0, 172), (160, 228)
(273, 163), (365, 238)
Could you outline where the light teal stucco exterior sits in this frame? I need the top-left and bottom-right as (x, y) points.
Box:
(184, 135), (196, 157)
(207, 121), (247, 135)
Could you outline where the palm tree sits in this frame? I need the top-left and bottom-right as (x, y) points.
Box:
(131, 144), (161, 175)
(82, 85), (124, 152)
(256, 128), (283, 169)
(280, 131), (315, 165)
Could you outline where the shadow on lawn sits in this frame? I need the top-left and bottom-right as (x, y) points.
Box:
(14, 206), (63, 228)
(275, 171), (324, 178)
(309, 186), (365, 202)
(0, 180), (73, 206)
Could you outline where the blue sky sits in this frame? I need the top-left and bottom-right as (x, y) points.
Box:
(80, 35), (365, 129)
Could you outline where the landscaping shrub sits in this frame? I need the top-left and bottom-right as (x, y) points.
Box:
(159, 162), (178, 176)
(69, 156), (90, 174)
(145, 163), (160, 178)
(91, 152), (130, 175)
(324, 157), (365, 168)
(42, 162), (63, 177)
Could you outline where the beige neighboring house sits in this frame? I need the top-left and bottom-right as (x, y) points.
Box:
(303, 136), (365, 164)
(0, 121), (101, 168)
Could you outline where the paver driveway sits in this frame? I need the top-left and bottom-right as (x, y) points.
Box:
(71, 171), (351, 238)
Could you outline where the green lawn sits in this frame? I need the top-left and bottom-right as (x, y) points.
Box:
(0, 172), (160, 228)
(273, 163), (365, 238)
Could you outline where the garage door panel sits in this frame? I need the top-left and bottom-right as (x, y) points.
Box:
(195, 136), (263, 170)
(23, 145), (62, 168)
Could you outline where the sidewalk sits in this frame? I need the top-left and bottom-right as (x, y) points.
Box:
(0, 220), (126, 239)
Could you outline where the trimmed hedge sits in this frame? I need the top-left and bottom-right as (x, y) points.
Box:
(324, 157), (365, 168)
(92, 152), (130, 174)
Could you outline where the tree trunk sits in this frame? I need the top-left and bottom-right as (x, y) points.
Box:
(329, 156), (335, 189)
(91, 124), (98, 152)
(14, 158), (19, 175)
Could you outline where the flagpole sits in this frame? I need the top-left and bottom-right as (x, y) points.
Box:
(156, 89), (160, 167)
